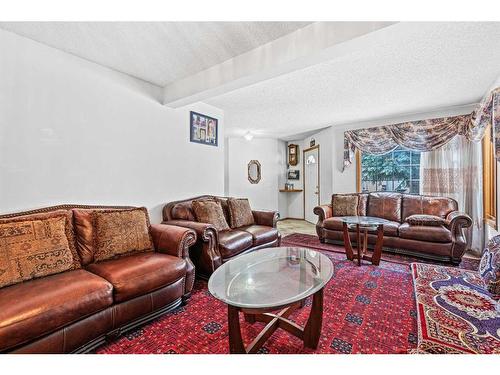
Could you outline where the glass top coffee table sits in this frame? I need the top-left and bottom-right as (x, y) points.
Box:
(208, 247), (333, 354)
(340, 216), (390, 266)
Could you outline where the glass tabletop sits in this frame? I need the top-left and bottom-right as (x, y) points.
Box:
(208, 247), (334, 309)
(340, 216), (391, 226)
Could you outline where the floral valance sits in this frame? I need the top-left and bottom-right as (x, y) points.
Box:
(344, 77), (500, 170)
(470, 83), (500, 158)
(343, 114), (473, 170)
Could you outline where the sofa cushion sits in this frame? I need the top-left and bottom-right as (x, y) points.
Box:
(228, 198), (255, 228)
(358, 194), (369, 216)
(407, 214), (447, 227)
(73, 208), (96, 265)
(93, 208), (153, 262)
(399, 222), (452, 243)
(323, 217), (399, 237)
(216, 197), (232, 226)
(170, 201), (196, 221)
(479, 236), (500, 300)
(0, 269), (113, 351)
(0, 210), (80, 288)
(239, 225), (279, 246)
(192, 199), (230, 231)
(218, 230), (253, 259)
(367, 192), (402, 222)
(86, 252), (186, 303)
(402, 194), (457, 221)
(332, 194), (359, 216)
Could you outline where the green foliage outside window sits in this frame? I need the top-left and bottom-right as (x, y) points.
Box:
(361, 147), (421, 194)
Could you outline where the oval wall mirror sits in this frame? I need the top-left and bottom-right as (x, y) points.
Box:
(248, 160), (261, 184)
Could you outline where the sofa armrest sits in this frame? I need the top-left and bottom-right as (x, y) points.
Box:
(313, 205), (333, 223)
(164, 220), (219, 243)
(446, 211), (473, 231)
(150, 224), (197, 258)
(163, 220), (221, 278)
(252, 210), (279, 228)
(445, 211), (473, 263)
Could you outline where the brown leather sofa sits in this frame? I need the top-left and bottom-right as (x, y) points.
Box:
(0, 204), (196, 353)
(314, 192), (473, 264)
(162, 195), (280, 278)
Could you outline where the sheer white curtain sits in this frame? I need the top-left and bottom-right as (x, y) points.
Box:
(420, 136), (484, 254)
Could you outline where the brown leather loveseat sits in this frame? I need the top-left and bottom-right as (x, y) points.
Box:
(314, 192), (473, 264)
(162, 195), (280, 278)
(0, 204), (196, 353)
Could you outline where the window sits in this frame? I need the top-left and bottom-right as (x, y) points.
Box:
(357, 146), (421, 194)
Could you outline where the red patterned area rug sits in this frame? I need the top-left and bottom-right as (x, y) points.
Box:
(97, 250), (417, 354)
(282, 233), (480, 271)
(411, 263), (500, 354)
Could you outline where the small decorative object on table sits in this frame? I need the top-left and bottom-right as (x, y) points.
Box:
(208, 247), (333, 354)
(340, 216), (390, 266)
(190, 111), (218, 146)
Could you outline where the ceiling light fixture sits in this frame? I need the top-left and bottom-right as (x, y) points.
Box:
(244, 132), (254, 141)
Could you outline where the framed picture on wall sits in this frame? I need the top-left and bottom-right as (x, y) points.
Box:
(190, 111), (218, 146)
(287, 169), (300, 180)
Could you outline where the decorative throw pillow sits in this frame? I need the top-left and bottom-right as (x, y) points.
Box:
(227, 198), (255, 228)
(0, 210), (78, 288)
(332, 194), (359, 217)
(93, 208), (153, 262)
(192, 199), (230, 231)
(407, 214), (446, 226)
(479, 236), (500, 300)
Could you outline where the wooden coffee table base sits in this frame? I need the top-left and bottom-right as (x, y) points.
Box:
(342, 222), (384, 266)
(227, 287), (324, 354)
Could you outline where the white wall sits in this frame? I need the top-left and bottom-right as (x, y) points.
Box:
(225, 137), (284, 212)
(0, 30), (225, 223)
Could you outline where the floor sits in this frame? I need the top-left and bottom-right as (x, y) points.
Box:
(277, 219), (316, 236)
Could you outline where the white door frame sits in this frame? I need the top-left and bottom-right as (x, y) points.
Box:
(303, 145), (320, 221)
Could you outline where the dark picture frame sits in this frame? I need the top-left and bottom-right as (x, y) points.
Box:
(287, 169), (300, 180)
(190, 111), (218, 146)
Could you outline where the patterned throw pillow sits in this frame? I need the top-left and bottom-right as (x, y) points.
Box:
(192, 199), (230, 231)
(93, 208), (153, 262)
(332, 194), (359, 217)
(0, 211), (78, 288)
(227, 198), (255, 228)
(479, 236), (500, 300)
(407, 214), (446, 227)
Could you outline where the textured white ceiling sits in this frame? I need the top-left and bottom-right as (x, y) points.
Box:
(0, 21), (311, 86)
(207, 22), (500, 139)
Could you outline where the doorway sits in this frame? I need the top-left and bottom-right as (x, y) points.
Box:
(303, 145), (320, 224)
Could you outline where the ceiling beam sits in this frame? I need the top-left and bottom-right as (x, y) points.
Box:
(163, 21), (397, 108)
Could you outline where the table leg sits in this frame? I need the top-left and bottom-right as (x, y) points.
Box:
(371, 224), (384, 266)
(342, 222), (354, 261)
(303, 287), (324, 349)
(228, 305), (246, 354)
